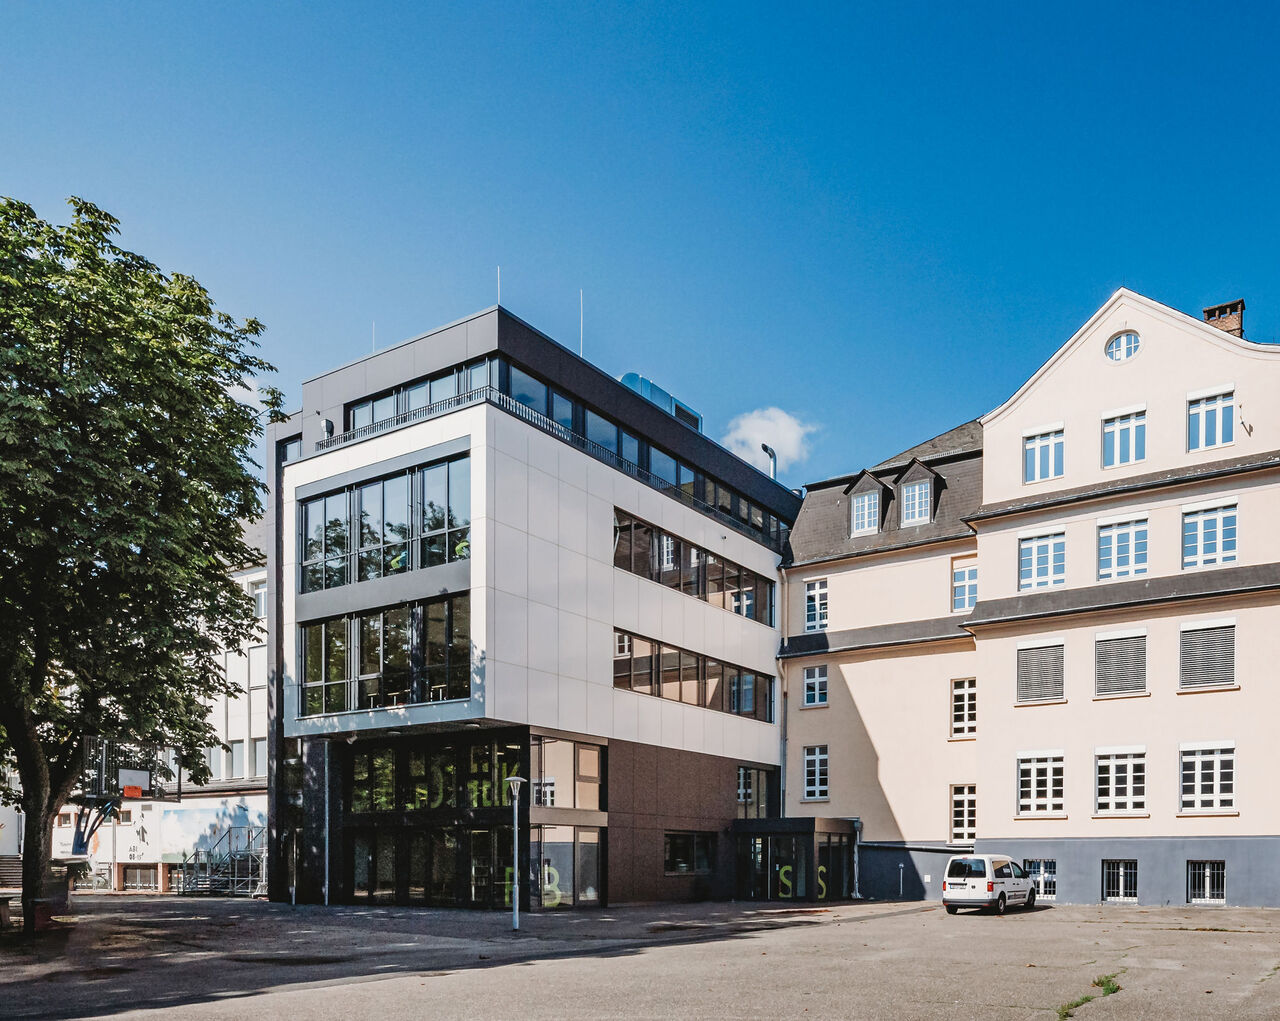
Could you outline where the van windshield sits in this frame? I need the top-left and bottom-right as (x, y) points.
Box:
(947, 857), (987, 879)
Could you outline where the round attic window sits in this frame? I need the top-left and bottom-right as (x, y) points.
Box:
(1105, 331), (1140, 362)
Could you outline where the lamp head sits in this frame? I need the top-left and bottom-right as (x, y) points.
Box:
(505, 775), (526, 796)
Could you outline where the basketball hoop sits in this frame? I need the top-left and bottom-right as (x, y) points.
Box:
(70, 738), (183, 856)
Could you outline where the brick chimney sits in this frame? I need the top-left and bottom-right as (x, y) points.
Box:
(1203, 299), (1245, 338)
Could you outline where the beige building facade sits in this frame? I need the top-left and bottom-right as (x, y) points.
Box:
(783, 289), (1280, 906)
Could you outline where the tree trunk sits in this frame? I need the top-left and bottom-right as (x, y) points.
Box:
(20, 784), (51, 937)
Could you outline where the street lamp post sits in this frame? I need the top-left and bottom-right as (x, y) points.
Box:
(505, 775), (526, 931)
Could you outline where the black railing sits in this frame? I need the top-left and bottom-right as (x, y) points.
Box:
(314, 385), (787, 552)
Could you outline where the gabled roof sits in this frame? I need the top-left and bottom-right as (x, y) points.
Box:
(981, 287), (1280, 427)
(869, 420), (983, 473)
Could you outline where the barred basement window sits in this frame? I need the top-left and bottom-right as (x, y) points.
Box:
(1187, 860), (1226, 904)
(950, 785), (976, 842)
(1024, 858), (1057, 900)
(1179, 625), (1235, 689)
(1095, 750), (1146, 813)
(1180, 744), (1235, 812)
(1016, 754), (1064, 815)
(1102, 859), (1138, 903)
(951, 678), (976, 736)
(1095, 634), (1146, 696)
(1017, 645), (1064, 703)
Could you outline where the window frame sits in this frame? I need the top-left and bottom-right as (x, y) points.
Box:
(950, 677), (976, 737)
(1097, 519), (1148, 581)
(1023, 429), (1065, 484)
(1101, 410), (1146, 468)
(851, 490), (879, 535)
(1182, 505), (1237, 570)
(1187, 860), (1226, 905)
(802, 745), (829, 800)
(1016, 753), (1065, 815)
(1179, 623), (1236, 690)
(1187, 390), (1235, 452)
(950, 556), (978, 613)
(1023, 858), (1057, 900)
(802, 665), (828, 708)
(804, 579), (828, 633)
(1018, 533), (1066, 591)
(1094, 632), (1147, 696)
(1094, 749), (1147, 815)
(1102, 859), (1138, 903)
(1016, 644), (1064, 705)
(950, 784), (976, 843)
(1179, 744), (1235, 813)
(1104, 331), (1141, 362)
(900, 480), (931, 526)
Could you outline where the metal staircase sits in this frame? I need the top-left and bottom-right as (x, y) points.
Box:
(176, 825), (266, 896)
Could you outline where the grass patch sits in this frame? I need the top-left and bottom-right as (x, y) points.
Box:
(1057, 972), (1123, 1019)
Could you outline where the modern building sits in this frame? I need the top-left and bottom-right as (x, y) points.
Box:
(781, 288), (1280, 906)
(262, 306), (814, 909)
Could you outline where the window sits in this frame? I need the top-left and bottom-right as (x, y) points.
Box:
(805, 580), (828, 632)
(1016, 645), (1064, 703)
(229, 740), (245, 779)
(1024, 859), (1057, 900)
(1102, 411), (1145, 467)
(206, 745), (223, 781)
(1095, 634), (1146, 696)
(57, 812), (71, 827)
(612, 629), (771, 720)
(951, 557), (977, 612)
(851, 491), (879, 535)
(1023, 430), (1064, 483)
(301, 593), (470, 716)
(1097, 520), (1147, 580)
(1102, 859), (1138, 903)
(1016, 754), (1064, 814)
(1187, 391), (1234, 451)
(803, 746), (829, 800)
(614, 632), (631, 657)
(1187, 861), (1226, 905)
(950, 785), (976, 842)
(252, 738), (267, 778)
(900, 480), (930, 525)
(803, 666), (828, 707)
(118, 810), (133, 825)
(1179, 624), (1235, 689)
(421, 456), (472, 567)
(251, 580), (267, 618)
(356, 473), (412, 581)
(663, 832), (715, 875)
(278, 436), (302, 464)
(1180, 744), (1234, 812)
(509, 365), (548, 415)
(1182, 505), (1237, 569)
(585, 409), (618, 454)
(737, 766), (774, 819)
(1105, 331), (1141, 362)
(951, 678), (976, 736)
(301, 491), (349, 592)
(1019, 533), (1065, 590)
(1095, 750), (1146, 813)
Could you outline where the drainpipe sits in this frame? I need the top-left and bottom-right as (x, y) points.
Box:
(323, 742), (330, 906)
(778, 562), (788, 813)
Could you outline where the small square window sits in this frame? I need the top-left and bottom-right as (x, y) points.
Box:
(803, 666), (828, 707)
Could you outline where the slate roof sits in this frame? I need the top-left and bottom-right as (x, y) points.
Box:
(779, 613), (973, 659)
(786, 421), (983, 567)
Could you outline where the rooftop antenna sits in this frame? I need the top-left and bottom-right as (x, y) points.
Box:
(579, 289), (583, 358)
(497, 265), (501, 307)
(371, 320), (376, 353)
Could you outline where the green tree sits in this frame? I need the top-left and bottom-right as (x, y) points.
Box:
(0, 197), (282, 934)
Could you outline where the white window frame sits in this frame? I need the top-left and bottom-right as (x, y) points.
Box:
(1182, 505), (1237, 569)
(950, 677), (976, 737)
(951, 557), (977, 613)
(851, 491), (879, 535)
(1179, 743), (1235, 812)
(1097, 519), (1148, 580)
(802, 665), (828, 707)
(1023, 429), (1064, 484)
(614, 632), (632, 656)
(1101, 410), (1146, 468)
(1016, 752), (1065, 815)
(1094, 748), (1146, 814)
(803, 745), (829, 800)
(950, 784), (976, 843)
(804, 579), (828, 633)
(1187, 390), (1234, 451)
(900, 480), (930, 526)
(1102, 859), (1138, 903)
(1187, 860), (1226, 905)
(251, 580), (268, 618)
(1024, 858), (1057, 900)
(1019, 533), (1066, 590)
(1105, 331), (1141, 362)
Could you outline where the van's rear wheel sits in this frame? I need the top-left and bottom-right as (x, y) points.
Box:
(945, 905), (958, 914)
(1025, 889), (1036, 910)
(994, 894), (1007, 916)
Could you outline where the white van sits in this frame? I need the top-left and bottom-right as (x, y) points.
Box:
(942, 854), (1035, 915)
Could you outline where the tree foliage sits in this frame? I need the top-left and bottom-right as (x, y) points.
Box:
(0, 197), (283, 931)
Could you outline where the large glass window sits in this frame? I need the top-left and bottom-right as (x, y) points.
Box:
(1023, 429), (1064, 483)
(301, 617), (351, 715)
(357, 605), (412, 709)
(585, 409), (618, 454)
(612, 629), (771, 720)
(1187, 391), (1234, 450)
(664, 832), (715, 875)
(509, 365), (548, 415)
(357, 474), (411, 581)
(421, 456), (472, 567)
(301, 492), (350, 592)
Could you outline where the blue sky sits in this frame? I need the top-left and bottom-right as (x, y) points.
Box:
(4, 1), (1278, 487)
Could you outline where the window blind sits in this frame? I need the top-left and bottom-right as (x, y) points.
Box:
(1017, 645), (1064, 702)
(1095, 636), (1146, 695)
(1180, 626), (1235, 689)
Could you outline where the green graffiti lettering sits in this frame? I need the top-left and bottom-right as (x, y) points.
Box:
(779, 865), (793, 898)
(817, 864), (828, 900)
(542, 865), (562, 907)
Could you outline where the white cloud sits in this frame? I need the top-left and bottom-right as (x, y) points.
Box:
(720, 407), (817, 476)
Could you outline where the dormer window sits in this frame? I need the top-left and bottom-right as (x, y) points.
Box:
(901, 480), (930, 525)
(851, 491), (879, 535)
(1105, 332), (1141, 362)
